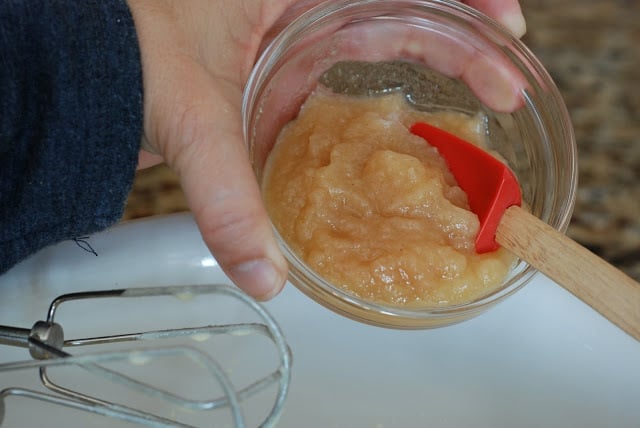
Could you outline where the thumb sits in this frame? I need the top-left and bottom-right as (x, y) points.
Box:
(127, 0), (289, 299)
(167, 86), (288, 300)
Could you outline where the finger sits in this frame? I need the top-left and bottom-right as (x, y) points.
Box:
(330, 22), (528, 112)
(165, 79), (288, 300)
(463, 0), (527, 37)
(258, 1), (526, 114)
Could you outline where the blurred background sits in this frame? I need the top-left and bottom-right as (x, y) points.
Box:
(123, 0), (639, 281)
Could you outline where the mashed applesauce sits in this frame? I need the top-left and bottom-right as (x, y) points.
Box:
(262, 90), (516, 307)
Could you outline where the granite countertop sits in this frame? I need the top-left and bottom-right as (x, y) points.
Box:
(123, 0), (639, 281)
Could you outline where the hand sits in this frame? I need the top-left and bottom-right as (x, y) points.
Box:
(127, 0), (525, 300)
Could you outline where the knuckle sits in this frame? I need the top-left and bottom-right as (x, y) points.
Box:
(196, 198), (263, 261)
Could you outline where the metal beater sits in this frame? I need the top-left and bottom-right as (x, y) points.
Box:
(0, 284), (292, 427)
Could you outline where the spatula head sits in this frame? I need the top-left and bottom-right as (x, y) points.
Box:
(410, 122), (522, 253)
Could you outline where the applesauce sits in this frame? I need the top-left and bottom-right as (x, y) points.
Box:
(262, 90), (516, 307)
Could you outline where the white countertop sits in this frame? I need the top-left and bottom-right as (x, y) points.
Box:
(1, 213), (638, 427)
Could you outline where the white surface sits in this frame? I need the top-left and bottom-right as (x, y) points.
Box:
(1, 213), (639, 427)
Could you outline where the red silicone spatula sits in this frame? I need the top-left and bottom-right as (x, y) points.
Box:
(411, 122), (640, 341)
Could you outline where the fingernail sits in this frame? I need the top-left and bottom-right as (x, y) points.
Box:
(502, 11), (527, 38)
(228, 259), (284, 301)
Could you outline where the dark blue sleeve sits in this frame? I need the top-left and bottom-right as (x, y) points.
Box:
(0, 0), (143, 273)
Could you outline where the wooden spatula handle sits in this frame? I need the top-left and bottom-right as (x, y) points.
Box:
(496, 205), (640, 341)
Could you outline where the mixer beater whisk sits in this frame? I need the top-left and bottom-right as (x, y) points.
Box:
(0, 284), (292, 427)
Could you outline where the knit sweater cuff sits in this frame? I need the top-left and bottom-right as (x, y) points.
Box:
(0, 0), (143, 273)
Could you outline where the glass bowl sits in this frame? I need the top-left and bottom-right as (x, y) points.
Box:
(242, 0), (577, 328)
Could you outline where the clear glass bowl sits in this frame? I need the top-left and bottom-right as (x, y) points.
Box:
(242, 0), (577, 328)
